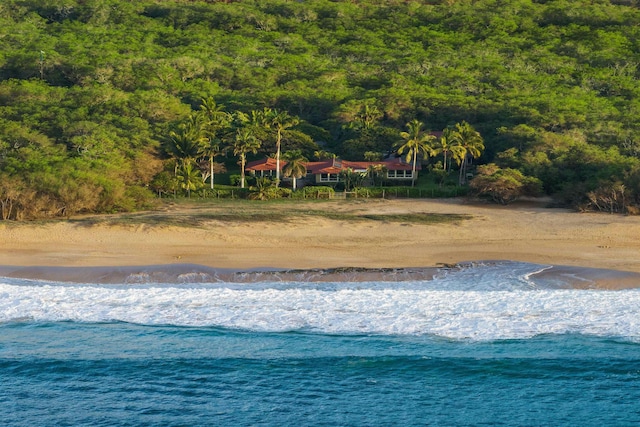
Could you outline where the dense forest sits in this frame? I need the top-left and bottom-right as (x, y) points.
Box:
(1, 0), (640, 218)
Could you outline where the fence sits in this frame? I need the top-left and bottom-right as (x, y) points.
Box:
(160, 186), (466, 200)
(302, 187), (464, 199)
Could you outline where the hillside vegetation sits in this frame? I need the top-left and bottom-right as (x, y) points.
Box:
(1, 0), (640, 218)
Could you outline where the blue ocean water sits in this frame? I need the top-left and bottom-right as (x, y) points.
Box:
(1, 262), (640, 426)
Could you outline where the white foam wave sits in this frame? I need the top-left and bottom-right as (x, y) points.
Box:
(1, 279), (639, 340)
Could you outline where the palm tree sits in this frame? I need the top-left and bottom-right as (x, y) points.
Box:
(229, 128), (261, 189)
(176, 162), (201, 198)
(248, 177), (272, 201)
(396, 119), (436, 187)
(198, 98), (230, 188)
(282, 150), (308, 191)
(314, 150), (335, 160)
(250, 107), (272, 128)
(434, 127), (465, 173)
(354, 102), (382, 131)
(454, 121), (485, 185)
(198, 138), (226, 189)
(247, 107), (272, 144)
(340, 168), (367, 191)
(267, 109), (300, 187)
(200, 97), (228, 123)
(367, 164), (387, 187)
(167, 115), (206, 175)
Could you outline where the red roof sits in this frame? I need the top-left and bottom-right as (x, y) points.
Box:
(245, 157), (420, 173)
(245, 157), (287, 171)
(382, 158), (418, 171)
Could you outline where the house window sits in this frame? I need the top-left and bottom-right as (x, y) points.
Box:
(388, 170), (413, 179)
(319, 173), (339, 182)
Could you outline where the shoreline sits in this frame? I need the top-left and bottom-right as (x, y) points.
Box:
(1, 198), (639, 287)
(0, 263), (441, 285)
(1, 262), (640, 290)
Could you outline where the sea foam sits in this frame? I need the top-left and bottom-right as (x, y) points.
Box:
(1, 262), (639, 341)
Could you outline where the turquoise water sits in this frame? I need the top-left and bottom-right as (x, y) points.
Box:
(1, 262), (640, 426)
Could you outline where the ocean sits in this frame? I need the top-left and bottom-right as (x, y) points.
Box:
(1, 261), (639, 426)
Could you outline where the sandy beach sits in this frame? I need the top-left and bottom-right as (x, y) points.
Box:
(1, 198), (639, 287)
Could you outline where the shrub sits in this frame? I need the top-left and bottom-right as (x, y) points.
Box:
(584, 182), (628, 214)
(469, 164), (543, 204)
(229, 174), (243, 187)
(296, 186), (335, 199)
(123, 185), (156, 210)
(150, 171), (179, 197)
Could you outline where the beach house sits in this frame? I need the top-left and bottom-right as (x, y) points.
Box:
(245, 157), (421, 187)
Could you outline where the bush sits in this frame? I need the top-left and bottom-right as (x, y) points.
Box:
(248, 185), (292, 200)
(229, 174), (243, 187)
(469, 164), (543, 204)
(294, 186), (335, 199)
(122, 185), (156, 211)
(354, 187), (375, 198)
(584, 182), (628, 214)
(230, 174), (257, 188)
(150, 171), (179, 197)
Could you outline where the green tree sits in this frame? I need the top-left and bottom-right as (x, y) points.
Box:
(167, 114), (206, 175)
(434, 127), (465, 173)
(3, 0), (640, 215)
(197, 100), (230, 189)
(340, 168), (368, 191)
(454, 121), (485, 185)
(334, 100), (382, 132)
(229, 128), (261, 189)
(314, 150), (336, 160)
(268, 109), (300, 187)
(470, 164), (542, 205)
(176, 162), (201, 198)
(364, 151), (383, 161)
(282, 150), (308, 191)
(198, 138), (226, 189)
(352, 102), (383, 132)
(199, 97), (228, 124)
(248, 177), (274, 201)
(150, 170), (180, 198)
(396, 119), (436, 187)
(367, 163), (387, 187)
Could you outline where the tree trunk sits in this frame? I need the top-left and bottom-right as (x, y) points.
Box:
(1, 199), (13, 220)
(210, 156), (214, 189)
(275, 130), (282, 187)
(240, 155), (246, 189)
(412, 150), (417, 187)
(458, 157), (465, 186)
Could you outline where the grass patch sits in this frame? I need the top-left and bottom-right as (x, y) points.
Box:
(72, 211), (292, 228)
(69, 204), (471, 228)
(297, 210), (470, 224)
(359, 213), (471, 224)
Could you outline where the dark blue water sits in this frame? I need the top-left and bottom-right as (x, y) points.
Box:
(2, 322), (640, 427)
(2, 262), (640, 426)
